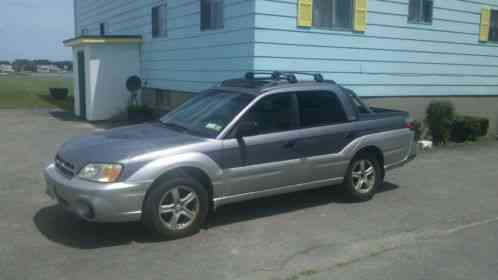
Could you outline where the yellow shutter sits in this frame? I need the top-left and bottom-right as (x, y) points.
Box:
(480, 7), (491, 42)
(354, 0), (367, 32)
(298, 0), (313, 27)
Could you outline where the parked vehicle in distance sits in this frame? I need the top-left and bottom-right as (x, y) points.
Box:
(44, 71), (416, 239)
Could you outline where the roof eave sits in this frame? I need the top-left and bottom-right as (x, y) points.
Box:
(63, 35), (143, 47)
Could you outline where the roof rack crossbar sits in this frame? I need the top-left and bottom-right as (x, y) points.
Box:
(245, 71), (282, 80)
(244, 71), (334, 84)
(280, 71), (325, 82)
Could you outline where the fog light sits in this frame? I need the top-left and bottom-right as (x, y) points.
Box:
(75, 200), (95, 220)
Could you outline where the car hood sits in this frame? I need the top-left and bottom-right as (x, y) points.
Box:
(56, 123), (206, 171)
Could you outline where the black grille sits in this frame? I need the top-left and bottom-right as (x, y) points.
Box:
(55, 155), (75, 177)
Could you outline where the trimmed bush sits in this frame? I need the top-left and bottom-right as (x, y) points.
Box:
(49, 88), (69, 100)
(425, 101), (455, 145)
(127, 105), (159, 123)
(450, 115), (489, 143)
(478, 117), (490, 137)
(412, 119), (423, 141)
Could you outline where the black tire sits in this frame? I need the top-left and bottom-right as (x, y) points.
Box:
(142, 174), (209, 239)
(343, 153), (383, 202)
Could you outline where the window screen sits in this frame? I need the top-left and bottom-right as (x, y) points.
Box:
(313, 0), (353, 29)
(408, 0), (433, 24)
(297, 91), (348, 127)
(490, 10), (498, 42)
(152, 4), (167, 38)
(201, 0), (224, 31)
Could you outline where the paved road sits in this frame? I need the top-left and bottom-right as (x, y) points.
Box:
(1, 109), (497, 280)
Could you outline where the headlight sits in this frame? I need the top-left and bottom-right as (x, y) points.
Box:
(78, 164), (123, 183)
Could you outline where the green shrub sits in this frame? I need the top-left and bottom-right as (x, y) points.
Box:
(425, 101), (455, 145)
(477, 117), (490, 137)
(412, 119), (423, 141)
(450, 115), (489, 142)
(127, 105), (159, 123)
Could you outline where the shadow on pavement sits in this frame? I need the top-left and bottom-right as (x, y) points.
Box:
(48, 110), (131, 129)
(34, 182), (398, 250)
(208, 182), (398, 228)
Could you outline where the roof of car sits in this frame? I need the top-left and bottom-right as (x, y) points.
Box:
(213, 72), (343, 96)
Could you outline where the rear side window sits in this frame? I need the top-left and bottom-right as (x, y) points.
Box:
(297, 91), (348, 127)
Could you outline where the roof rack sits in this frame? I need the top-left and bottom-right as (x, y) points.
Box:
(244, 71), (333, 84)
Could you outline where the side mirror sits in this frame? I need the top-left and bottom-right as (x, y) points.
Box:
(236, 121), (259, 138)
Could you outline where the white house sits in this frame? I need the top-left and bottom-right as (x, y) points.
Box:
(0, 64), (14, 73)
(36, 65), (62, 73)
(65, 0), (498, 134)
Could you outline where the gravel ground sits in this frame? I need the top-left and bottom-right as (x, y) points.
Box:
(1, 109), (497, 280)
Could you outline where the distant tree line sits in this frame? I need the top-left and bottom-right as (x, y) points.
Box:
(0, 59), (73, 72)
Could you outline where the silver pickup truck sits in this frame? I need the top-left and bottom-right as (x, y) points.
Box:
(45, 72), (416, 239)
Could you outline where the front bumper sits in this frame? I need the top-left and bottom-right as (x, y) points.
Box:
(44, 163), (152, 222)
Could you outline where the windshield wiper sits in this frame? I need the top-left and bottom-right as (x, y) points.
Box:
(159, 121), (190, 133)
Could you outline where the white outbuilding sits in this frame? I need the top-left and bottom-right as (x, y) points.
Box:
(63, 36), (142, 121)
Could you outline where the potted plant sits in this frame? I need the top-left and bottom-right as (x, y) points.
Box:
(127, 105), (158, 123)
(49, 88), (69, 100)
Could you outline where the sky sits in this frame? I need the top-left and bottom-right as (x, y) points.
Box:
(0, 0), (74, 62)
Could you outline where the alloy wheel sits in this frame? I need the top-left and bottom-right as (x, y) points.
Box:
(158, 186), (199, 231)
(351, 159), (376, 194)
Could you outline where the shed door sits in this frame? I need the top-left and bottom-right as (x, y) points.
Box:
(77, 51), (86, 120)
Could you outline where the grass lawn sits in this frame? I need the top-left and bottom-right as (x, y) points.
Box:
(0, 73), (74, 111)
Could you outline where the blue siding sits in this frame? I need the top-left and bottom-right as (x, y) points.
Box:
(254, 0), (498, 96)
(76, 0), (255, 92)
(75, 0), (498, 96)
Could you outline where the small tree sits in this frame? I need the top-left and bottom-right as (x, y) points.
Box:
(425, 101), (455, 145)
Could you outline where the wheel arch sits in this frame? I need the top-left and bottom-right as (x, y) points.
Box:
(143, 166), (215, 211)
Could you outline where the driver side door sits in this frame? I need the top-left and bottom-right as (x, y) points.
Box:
(220, 93), (307, 196)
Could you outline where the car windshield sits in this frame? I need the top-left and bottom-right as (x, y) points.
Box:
(160, 89), (254, 138)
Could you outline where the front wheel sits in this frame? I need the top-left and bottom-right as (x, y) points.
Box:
(343, 155), (382, 201)
(142, 175), (209, 239)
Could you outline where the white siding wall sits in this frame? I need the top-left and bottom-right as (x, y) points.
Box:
(75, 0), (255, 92)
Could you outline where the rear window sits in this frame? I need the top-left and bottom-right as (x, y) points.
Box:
(342, 87), (371, 114)
(297, 91), (348, 127)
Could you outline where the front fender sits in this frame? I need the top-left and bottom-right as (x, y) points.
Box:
(126, 152), (224, 196)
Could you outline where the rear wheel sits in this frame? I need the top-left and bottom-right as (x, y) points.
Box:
(142, 175), (208, 239)
(343, 154), (382, 201)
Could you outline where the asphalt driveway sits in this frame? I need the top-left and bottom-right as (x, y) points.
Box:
(1, 109), (498, 280)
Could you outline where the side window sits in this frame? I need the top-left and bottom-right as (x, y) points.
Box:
(99, 23), (108, 36)
(152, 4), (167, 38)
(201, 0), (224, 31)
(490, 9), (498, 42)
(313, 0), (353, 30)
(408, 0), (433, 24)
(297, 91), (348, 127)
(239, 94), (299, 136)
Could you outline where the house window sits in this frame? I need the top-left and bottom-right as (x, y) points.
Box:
(201, 0), (224, 31)
(81, 28), (88, 36)
(152, 4), (167, 38)
(99, 23), (108, 36)
(490, 10), (498, 42)
(312, 0), (353, 30)
(408, 0), (433, 24)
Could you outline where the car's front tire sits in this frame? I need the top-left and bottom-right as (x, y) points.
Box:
(343, 154), (382, 201)
(142, 174), (209, 239)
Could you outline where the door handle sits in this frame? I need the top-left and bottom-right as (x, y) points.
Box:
(282, 140), (297, 149)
